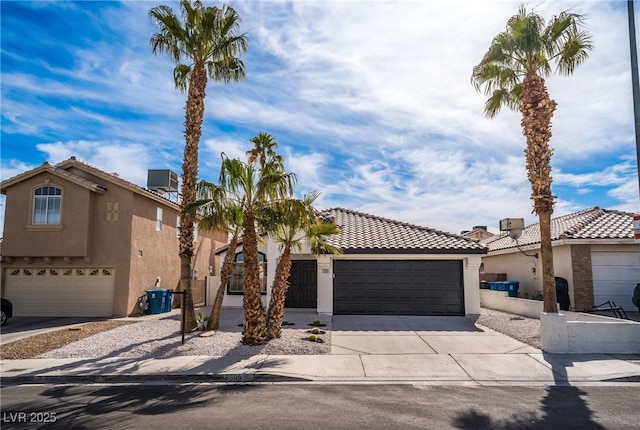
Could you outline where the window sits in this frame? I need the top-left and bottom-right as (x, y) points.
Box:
(156, 208), (163, 231)
(194, 221), (199, 242)
(33, 186), (62, 224)
(228, 252), (267, 295)
(176, 216), (180, 237)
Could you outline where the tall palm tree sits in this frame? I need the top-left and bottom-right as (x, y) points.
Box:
(472, 5), (592, 313)
(263, 192), (341, 340)
(185, 179), (243, 331)
(220, 152), (296, 345)
(149, 0), (247, 329)
(246, 131), (284, 174)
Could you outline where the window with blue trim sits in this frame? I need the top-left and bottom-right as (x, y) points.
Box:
(33, 186), (62, 225)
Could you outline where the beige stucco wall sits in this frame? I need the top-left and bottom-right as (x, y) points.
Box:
(2, 174), (92, 257)
(126, 192), (225, 316)
(481, 244), (574, 303)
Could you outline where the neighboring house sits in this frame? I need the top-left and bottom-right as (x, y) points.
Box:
(481, 207), (639, 311)
(215, 208), (487, 316)
(0, 157), (226, 317)
(461, 226), (494, 242)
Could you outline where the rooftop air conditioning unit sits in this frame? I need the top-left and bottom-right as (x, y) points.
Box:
(499, 218), (525, 231)
(147, 169), (179, 193)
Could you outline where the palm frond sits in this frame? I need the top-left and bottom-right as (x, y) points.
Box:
(472, 5), (592, 117)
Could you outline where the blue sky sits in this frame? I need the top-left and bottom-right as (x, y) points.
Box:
(1, 0), (639, 237)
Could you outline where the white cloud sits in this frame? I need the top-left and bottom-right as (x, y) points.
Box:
(36, 140), (155, 186)
(2, 0), (638, 238)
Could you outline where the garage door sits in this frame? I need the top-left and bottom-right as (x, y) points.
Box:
(592, 251), (640, 311)
(333, 260), (463, 316)
(4, 268), (115, 317)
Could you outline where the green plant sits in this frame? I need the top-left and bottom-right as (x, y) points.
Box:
(303, 334), (324, 343)
(309, 320), (327, 327)
(195, 311), (209, 331)
(310, 327), (320, 334)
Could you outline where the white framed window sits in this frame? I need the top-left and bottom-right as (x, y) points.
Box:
(33, 186), (62, 224)
(156, 208), (163, 231)
(228, 252), (267, 295)
(176, 216), (180, 237)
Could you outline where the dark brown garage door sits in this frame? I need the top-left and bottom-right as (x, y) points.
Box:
(333, 260), (464, 316)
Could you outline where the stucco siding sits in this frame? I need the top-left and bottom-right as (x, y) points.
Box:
(2, 174), (92, 257)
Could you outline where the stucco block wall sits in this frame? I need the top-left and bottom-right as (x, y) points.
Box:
(541, 311), (640, 354)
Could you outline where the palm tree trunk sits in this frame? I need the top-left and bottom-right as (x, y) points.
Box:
(179, 60), (208, 331)
(520, 72), (558, 313)
(241, 210), (267, 344)
(538, 210), (557, 312)
(266, 246), (292, 340)
(206, 234), (238, 331)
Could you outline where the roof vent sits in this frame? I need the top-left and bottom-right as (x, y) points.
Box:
(147, 169), (178, 193)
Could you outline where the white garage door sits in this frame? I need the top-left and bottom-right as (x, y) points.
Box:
(592, 251), (640, 312)
(4, 268), (115, 317)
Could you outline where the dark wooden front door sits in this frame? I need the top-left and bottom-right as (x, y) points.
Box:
(285, 260), (317, 308)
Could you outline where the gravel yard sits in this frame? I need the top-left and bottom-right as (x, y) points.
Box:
(0, 307), (542, 360)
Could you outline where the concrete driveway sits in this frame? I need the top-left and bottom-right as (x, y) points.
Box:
(330, 315), (539, 355)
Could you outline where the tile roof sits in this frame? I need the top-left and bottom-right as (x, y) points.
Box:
(319, 208), (486, 254)
(1, 156), (180, 209)
(483, 207), (636, 252)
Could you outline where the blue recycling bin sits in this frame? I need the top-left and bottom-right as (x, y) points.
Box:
(163, 289), (174, 312)
(146, 289), (166, 314)
(505, 281), (520, 297)
(489, 281), (508, 291)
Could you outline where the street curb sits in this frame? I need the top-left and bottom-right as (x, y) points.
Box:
(0, 373), (320, 386)
(2, 373), (640, 386)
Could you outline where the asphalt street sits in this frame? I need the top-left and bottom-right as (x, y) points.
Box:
(1, 383), (638, 430)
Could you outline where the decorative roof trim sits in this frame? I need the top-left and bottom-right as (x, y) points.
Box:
(1, 162), (106, 194)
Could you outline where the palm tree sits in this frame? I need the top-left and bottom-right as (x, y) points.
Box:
(219, 151), (296, 345)
(472, 5), (592, 313)
(149, 0), (248, 329)
(186, 179), (243, 331)
(263, 193), (341, 340)
(246, 131), (284, 174)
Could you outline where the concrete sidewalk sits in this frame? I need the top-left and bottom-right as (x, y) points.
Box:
(1, 352), (639, 385)
(1, 312), (639, 385)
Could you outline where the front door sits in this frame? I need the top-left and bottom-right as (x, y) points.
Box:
(285, 260), (317, 308)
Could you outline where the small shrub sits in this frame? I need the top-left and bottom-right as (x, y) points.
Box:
(308, 320), (327, 327)
(302, 334), (325, 343)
